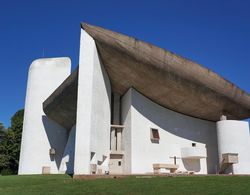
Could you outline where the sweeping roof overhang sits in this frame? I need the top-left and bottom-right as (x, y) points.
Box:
(43, 23), (250, 129)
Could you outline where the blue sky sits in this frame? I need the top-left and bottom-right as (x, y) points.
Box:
(0, 0), (249, 127)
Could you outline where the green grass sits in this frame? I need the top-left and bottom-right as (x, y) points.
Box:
(0, 175), (250, 195)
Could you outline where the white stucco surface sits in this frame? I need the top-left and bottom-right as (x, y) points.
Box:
(18, 57), (71, 174)
(121, 89), (132, 174)
(90, 42), (111, 163)
(59, 125), (76, 174)
(217, 120), (250, 174)
(121, 88), (218, 174)
(18, 31), (250, 176)
(181, 147), (207, 159)
(74, 29), (111, 175)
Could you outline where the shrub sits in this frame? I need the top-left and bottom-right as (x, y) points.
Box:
(1, 168), (14, 175)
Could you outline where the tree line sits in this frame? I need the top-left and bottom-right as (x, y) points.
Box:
(0, 109), (24, 175)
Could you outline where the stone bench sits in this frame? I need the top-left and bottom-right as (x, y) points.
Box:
(153, 163), (179, 174)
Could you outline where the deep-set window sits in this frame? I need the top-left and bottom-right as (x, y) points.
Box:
(118, 161), (122, 166)
(192, 143), (196, 147)
(150, 128), (160, 141)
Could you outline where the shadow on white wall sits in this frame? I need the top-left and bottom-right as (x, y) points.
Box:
(42, 115), (68, 172)
(129, 88), (219, 173)
(182, 159), (201, 172)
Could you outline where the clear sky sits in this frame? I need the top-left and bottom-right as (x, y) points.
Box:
(0, 0), (249, 127)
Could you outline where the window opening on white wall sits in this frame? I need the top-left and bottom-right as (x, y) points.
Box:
(150, 128), (160, 141)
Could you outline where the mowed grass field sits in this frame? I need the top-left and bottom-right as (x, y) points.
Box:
(0, 174), (250, 195)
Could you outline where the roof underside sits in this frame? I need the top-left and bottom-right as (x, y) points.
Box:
(43, 67), (78, 130)
(43, 23), (250, 129)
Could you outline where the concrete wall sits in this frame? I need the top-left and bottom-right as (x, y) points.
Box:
(217, 120), (250, 174)
(74, 29), (111, 175)
(90, 43), (111, 163)
(18, 57), (71, 174)
(121, 88), (218, 174)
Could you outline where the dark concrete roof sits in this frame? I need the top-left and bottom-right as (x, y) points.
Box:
(43, 23), (250, 129)
(43, 67), (78, 130)
(82, 23), (250, 121)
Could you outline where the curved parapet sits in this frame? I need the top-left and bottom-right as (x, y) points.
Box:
(82, 23), (250, 121)
(181, 147), (207, 159)
(18, 57), (71, 175)
(216, 120), (250, 174)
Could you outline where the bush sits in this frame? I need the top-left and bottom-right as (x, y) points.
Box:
(1, 168), (14, 175)
(0, 109), (24, 174)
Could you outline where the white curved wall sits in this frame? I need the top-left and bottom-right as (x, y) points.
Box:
(121, 88), (218, 174)
(217, 120), (250, 174)
(18, 57), (71, 175)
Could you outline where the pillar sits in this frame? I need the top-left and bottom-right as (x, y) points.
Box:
(112, 93), (120, 125)
(111, 128), (116, 151)
(117, 129), (122, 151)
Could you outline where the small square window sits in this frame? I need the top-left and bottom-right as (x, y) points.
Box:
(150, 128), (160, 141)
(192, 143), (196, 147)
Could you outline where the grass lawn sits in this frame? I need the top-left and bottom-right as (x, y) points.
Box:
(0, 175), (250, 195)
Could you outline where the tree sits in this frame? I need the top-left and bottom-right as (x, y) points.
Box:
(0, 109), (24, 175)
(0, 122), (4, 130)
(0, 122), (5, 141)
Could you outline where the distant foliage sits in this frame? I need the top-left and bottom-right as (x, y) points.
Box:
(0, 109), (24, 175)
(0, 122), (5, 141)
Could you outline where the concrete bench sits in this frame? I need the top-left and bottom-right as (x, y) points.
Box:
(153, 163), (179, 174)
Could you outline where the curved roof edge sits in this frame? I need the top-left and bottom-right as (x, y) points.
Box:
(81, 23), (250, 121)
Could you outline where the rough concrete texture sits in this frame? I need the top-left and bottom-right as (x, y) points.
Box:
(82, 23), (250, 121)
(121, 88), (218, 174)
(19, 57), (71, 174)
(43, 67), (78, 130)
(43, 23), (250, 124)
(217, 120), (250, 174)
